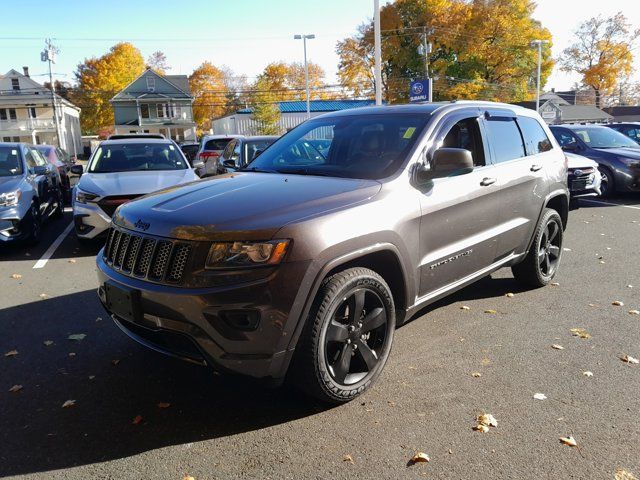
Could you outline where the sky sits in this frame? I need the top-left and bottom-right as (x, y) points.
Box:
(0, 0), (639, 93)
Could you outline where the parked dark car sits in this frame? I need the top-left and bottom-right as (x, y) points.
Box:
(179, 142), (200, 162)
(0, 142), (64, 244)
(219, 136), (279, 172)
(36, 145), (73, 203)
(97, 102), (568, 403)
(549, 124), (640, 197)
(606, 122), (640, 145)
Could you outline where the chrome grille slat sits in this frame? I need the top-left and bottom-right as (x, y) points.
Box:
(103, 226), (192, 285)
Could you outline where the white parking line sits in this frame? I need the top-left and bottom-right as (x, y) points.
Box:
(33, 222), (74, 269)
(580, 199), (640, 210)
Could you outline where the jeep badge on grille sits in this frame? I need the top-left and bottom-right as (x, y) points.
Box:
(134, 219), (150, 231)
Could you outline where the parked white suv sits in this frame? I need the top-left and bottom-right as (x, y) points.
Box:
(195, 135), (244, 176)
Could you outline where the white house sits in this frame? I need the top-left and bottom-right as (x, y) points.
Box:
(0, 67), (82, 155)
(212, 100), (377, 135)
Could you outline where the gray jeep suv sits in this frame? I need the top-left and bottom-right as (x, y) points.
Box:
(96, 102), (569, 403)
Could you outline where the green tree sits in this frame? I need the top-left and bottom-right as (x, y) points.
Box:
(73, 42), (146, 134)
(561, 13), (639, 108)
(250, 76), (281, 135)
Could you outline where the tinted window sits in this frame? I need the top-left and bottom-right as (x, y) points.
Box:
(24, 149), (38, 169)
(244, 139), (276, 164)
(622, 126), (640, 143)
(204, 138), (233, 151)
(551, 129), (577, 147)
(31, 149), (47, 166)
(440, 117), (486, 167)
(245, 114), (428, 179)
(517, 117), (552, 155)
(0, 146), (22, 176)
(484, 119), (526, 163)
(89, 142), (187, 173)
(570, 127), (638, 148)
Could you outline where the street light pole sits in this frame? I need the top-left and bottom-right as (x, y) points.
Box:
(531, 39), (548, 112)
(294, 34), (315, 119)
(41, 39), (62, 148)
(374, 0), (382, 105)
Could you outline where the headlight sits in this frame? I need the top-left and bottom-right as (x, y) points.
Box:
(0, 190), (21, 207)
(620, 158), (640, 168)
(75, 188), (99, 204)
(205, 240), (290, 269)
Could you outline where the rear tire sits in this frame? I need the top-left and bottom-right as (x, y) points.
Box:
(290, 267), (395, 404)
(512, 208), (563, 288)
(53, 189), (64, 219)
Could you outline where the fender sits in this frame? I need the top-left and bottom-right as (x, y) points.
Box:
(524, 188), (569, 254)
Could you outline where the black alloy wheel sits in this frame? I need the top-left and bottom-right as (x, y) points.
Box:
(537, 218), (562, 278)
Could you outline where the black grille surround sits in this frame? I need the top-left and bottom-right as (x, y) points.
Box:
(103, 225), (193, 285)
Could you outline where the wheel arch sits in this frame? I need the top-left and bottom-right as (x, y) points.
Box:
(544, 190), (569, 231)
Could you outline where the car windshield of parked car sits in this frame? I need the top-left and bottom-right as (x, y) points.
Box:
(243, 114), (429, 179)
(88, 143), (188, 173)
(0, 146), (23, 176)
(245, 140), (276, 164)
(35, 146), (54, 158)
(572, 127), (639, 149)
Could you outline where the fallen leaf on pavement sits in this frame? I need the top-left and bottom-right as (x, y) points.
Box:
(157, 402), (171, 409)
(627, 285), (634, 289)
(559, 436), (577, 447)
(612, 301), (624, 306)
(68, 259), (76, 263)
(484, 309), (498, 314)
(88, 375), (95, 380)
(550, 282), (560, 286)
(628, 310), (639, 315)
(343, 454), (354, 464)
(481, 358), (491, 366)
(132, 415), (143, 425)
(570, 328), (592, 339)
(68, 352), (76, 357)
(552, 344), (564, 350)
(477, 413), (498, 427)
(621, 355), (639, 364)
(473, 424), (490, 433)
(9, 385), (23, 393)
(43, 340), (54, 346)
(96, 317), (102, 322)
(67, 334), (86, 341)
(460, 305), (471, 310)
(471, 372), (482, 378)
(533, 393), (547, 400)
(4, 350), (18, 357)
(39, 293), (48, 299)
(10, 274), (22, 279)
(563, 248), (572, 252)
(583, 371), (593, 377)
(505, 292), (514, 298)
(409, 452), (430, 464)
(183, 476), (195, 480)
(111, 359), (120, 366)
(615, 468), (638, 480)
(62, 400), (76, 408)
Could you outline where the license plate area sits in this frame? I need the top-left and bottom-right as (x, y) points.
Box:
(105, 281), (141, 323)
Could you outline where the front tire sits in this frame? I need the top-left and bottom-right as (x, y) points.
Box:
(598, 167), (614, 198)
(291, 267), (395, 404)
(26, 203), (42, 246)
(512, 208), (563, 288)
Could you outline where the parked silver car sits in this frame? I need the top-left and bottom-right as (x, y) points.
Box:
(566, 152), (601, 199)
(195, 134), (244, 177)
(71, 138), (199, 241)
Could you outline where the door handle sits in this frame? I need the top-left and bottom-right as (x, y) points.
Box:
(480, 177), (496, 186)
(530, 164), (542, 172)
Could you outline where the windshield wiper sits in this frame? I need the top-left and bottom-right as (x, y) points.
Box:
(238, 167), (279, 173)
(276, 168), (337, 177)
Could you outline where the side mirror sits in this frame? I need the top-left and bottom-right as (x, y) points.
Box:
(562, 142), (578, 152)
(222, 159), (236, 169)
(416, 148), (474, 183)
(70, 164), (84, 176)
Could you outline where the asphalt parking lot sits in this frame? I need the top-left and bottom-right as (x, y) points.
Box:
(1, 197), (639, 480)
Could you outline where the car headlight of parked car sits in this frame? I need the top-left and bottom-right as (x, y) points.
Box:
(205, 240), (290, 269)
(620, 158), (640, 168)
(0, 190), (21, 207)
(75, 188), (100, 204)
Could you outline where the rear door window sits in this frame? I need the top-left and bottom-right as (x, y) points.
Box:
(484, 118), (526, 164)
(517, 117), (553, 155)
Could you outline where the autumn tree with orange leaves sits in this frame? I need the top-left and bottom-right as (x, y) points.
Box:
(561, 13), (639, 108)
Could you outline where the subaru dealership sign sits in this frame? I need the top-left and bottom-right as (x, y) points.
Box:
(409, 79), (432, 103)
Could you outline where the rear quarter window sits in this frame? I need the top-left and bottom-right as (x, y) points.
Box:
(517, 116), (553, 155)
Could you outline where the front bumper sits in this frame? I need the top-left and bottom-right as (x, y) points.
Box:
(612, 164), (640, 193)
(96, 253), (311, 379)
(568, 169), (601, 198)
(73, 201), (111, 239)
(0, 204), (30, 243)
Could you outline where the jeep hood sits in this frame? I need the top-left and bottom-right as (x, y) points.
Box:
(77, 170), (198, 197)
(113, 172), (382, 241)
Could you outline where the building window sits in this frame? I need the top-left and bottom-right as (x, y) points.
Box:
(11, 78), (20, 91)
(0, 109), (6, 120)
(157, 104), (165, 118)
(9, 109), (16, 120)
(140, 104), (149, 119)
(2, 137), (10, 142)
(28, 107), (37, 119)
(146, 77), (155, 92)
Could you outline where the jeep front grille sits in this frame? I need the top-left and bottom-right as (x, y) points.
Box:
(103, 226), (192, 285)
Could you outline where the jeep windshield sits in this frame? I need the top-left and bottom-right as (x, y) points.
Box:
(0, 146), (23, 176)
(243, 114), (429, 179)
(572, 127), (640, 149)
(88, 142), (188, 173)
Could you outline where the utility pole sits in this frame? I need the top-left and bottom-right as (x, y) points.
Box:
(531, 39), (548, 112)
(417, 27), (433, 101)
(374, 0), (382, 105)
(41, 39), (62, 147)
(294, 34), (315, 119)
